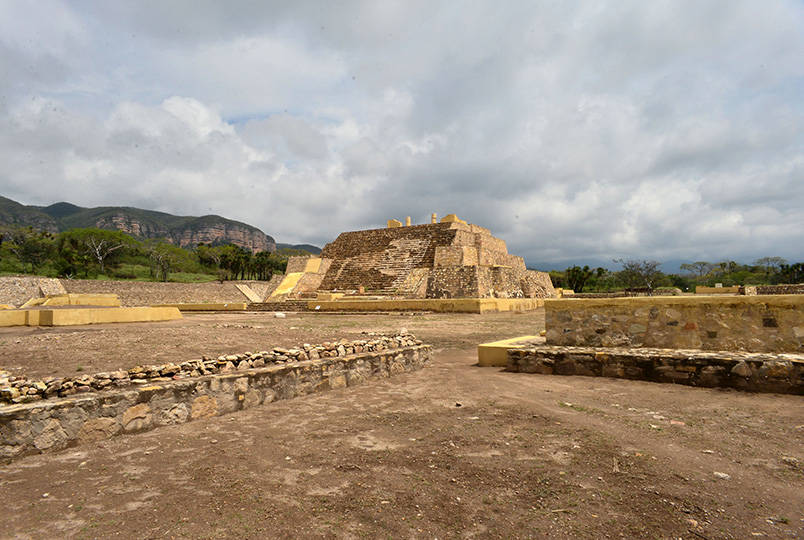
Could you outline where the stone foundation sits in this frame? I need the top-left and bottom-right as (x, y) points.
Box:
(507, 345), (803, 394)
(1, 339), (430, 461)
(546, 295), (804, 353)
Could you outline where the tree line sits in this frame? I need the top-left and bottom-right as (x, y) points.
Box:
(0, 225), (292, 282)
(549, 257), (803, 294)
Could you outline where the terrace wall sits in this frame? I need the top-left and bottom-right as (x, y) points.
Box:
(545, 295), (804, 353)
(1, 339), (430, 461)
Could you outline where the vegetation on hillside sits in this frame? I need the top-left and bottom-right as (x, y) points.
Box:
(0, 225), (307, 282)
(549, 258), (803, 293)
(0, 195), (275, 249)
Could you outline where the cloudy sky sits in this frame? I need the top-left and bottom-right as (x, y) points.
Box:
(1, 1), (802, 268)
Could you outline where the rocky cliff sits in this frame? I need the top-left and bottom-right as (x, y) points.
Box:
(0, 197), (276, 253)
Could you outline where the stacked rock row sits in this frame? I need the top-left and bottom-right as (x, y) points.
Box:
(0, 334), (422, 405)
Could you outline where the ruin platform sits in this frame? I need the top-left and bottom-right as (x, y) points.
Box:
(477, 335), (543, 367)
(1, 338), (430, 461)
(506, 344), (803, 394)
(308, 297), (544, 313)
(0, 306), (182, 327)
(152, 303), (247, 311)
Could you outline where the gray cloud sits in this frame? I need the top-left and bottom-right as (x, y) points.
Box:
(0, 0), (802, 268)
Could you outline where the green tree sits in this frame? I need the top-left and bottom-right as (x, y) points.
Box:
(754, 256), (787, 277)
(680, 261), (713, 278)
(614, 258), (664, 295)
(59, 228), (137, 274)
(3, 226), (56, 273)
(775, 262), (804, 284)
(565, 265), (594, 293)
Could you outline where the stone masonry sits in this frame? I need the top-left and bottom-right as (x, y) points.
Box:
(507, 345), (803, 395)
(545, 295), (804, 353)
(314, 218), (555, 299)
(1, 334), (430, 461)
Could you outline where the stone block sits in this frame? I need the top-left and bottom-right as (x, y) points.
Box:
(122, 403), (152, 432)
(191, 395), (218, 419)
(78, 417), (121, 442)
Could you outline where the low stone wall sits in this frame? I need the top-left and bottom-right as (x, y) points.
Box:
(308, 298), (544, 313)
(62, 279), (274, 306)
(0, 276), (66, 307)
(507, 345), (803, 395)
(545, 296), (804, 353)
(1, 336), (430, 461)
(754, 284), (804, 295)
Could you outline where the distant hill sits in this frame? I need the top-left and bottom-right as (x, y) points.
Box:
(277, 243), (322, 255)
(0, 195), (276, 253)
(0, 196), (59, 232)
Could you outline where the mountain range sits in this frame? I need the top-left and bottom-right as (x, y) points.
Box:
(0, 195), (278, 253)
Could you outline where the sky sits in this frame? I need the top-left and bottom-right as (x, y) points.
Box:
(0, 0), (802, 269)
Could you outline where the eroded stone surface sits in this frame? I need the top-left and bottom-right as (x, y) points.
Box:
(508, 344), (802, 394)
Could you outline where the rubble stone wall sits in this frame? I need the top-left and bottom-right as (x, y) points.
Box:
(1, 336), (430, 461)
(545, 296), (804, 353)
(318, 221), (556, 298)
(0, 277), (66, 307)
(62, 279), (273, 306)
(507, 345), (802, 395)
(755, 284), (804, 295)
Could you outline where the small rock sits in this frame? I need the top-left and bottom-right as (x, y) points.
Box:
(731, 361), (752, 378)
(274, 312), (286, 318)
(702, 449), (715, 454)
(713, 471), (731, 480)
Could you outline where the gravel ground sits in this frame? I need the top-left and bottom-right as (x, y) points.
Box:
(1, 310), (802, 539)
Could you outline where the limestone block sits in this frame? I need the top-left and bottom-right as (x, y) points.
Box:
(78, 417), (121, 442)
(158, 404), (189, 425)
(122, 403), (153, 432)
(0, 419), (33, 446)
(329, 374), (347, 389)
(191, 395), (218, 419)
(387, 219), (402, 228)
(34, 419), (68, 450)
(242, 390), (262, 409)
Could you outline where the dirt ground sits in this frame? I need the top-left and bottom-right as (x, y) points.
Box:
(1, 311), (803, 539)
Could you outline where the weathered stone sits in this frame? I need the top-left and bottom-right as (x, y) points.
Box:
(122, 403), (152, 432)
(159, 404), (189, 425)
(33, 419), (67, 450)
(731, 361), (752, 377)
(78, 417), (121, 442)
(191, 395), (218, 419)
(242, 390), (262, 409)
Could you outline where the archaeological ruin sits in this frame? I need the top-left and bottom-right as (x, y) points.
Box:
(266, 213), (556, 303)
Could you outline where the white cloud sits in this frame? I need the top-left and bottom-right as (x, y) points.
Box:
(0, 0), (802, 268)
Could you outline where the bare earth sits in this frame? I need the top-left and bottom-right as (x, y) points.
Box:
(1, 311), (802, 539)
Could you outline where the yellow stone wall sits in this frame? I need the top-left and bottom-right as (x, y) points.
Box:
(545, 295), (804, 352)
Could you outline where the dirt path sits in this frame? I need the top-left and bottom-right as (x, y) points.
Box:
(1, 322), (802, 538)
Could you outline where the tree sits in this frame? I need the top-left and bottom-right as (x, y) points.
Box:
(614, 258), (663, 295)
(680, 261), (713, 278)
(3, 226), (56, 273)
(218, 244), (252, 280)
(754, 256), (787, 277)
(59, 228), (136, 274)
(565, 265), (594, 293)
(776, 262), (804, 284)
